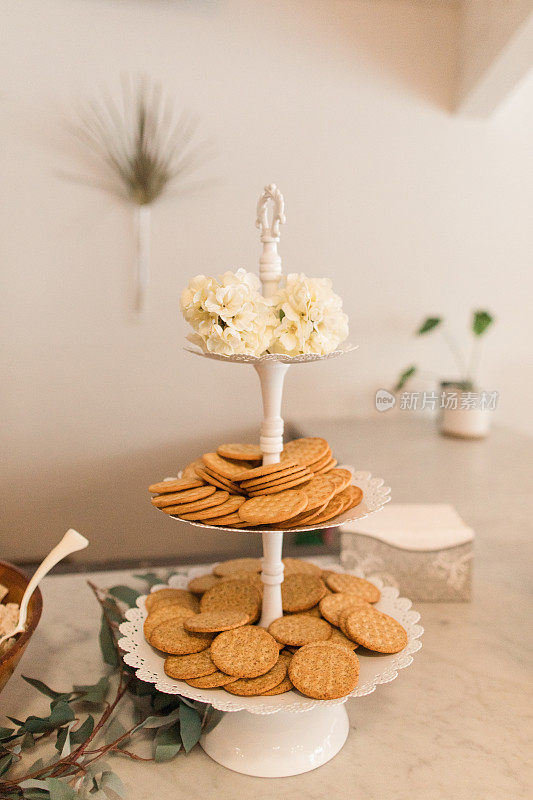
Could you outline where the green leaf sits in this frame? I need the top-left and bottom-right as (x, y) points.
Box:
(23, 701), (75, 734)
(0, 752), (14, 776)
(22, 677), (65, 700)
(417, 316), (441, 335)
(70, 714), (94, 744)
(394, 365), (417, 392)
(7, 716), (25, 726)
(135, 708), (181, 731)
(154, 723), (181, 762)
(99, 615), (118, 667)
(23, 790), (50, 800)
(202, 708), (224, 734)
(74, 676), (109, 705)
(99, 770), (126, 800)
(152, 693), (179, 713)
(21, 732), (36, 750)
(279, 308), (285, 321)
(104, 717), (126, 745)
(472, 309), (494, 336)
(108, 586), (140, 608)
(133, 572), (162, 588)
(44, 778), (77, 800)
(294, 530), (324, 546)
(0, 727), (15, 740)
(20, 780), (50, 791)
(179, 704), (202, 753)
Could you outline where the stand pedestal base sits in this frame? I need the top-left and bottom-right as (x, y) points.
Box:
(200, 703), (349, 777)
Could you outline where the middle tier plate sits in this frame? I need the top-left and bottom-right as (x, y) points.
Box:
(169, 469), (390, 533)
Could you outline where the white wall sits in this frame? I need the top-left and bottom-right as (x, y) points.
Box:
(2, 0), (532, 563)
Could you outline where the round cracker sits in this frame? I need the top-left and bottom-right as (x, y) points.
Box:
(247, 473), (314, 495)
(149, 618), (213, 655)
(213, 558), (262, 576)
(201, 512), (248, 526)
(202, 452), (254, 480)
(304, 494), (345, 526)
(335, 484), (364, 513)
(181, 458), (206, 481)
(326, 469), (353, 495)
(184, 609), (249, 633)
(306, 449), (333, 471)
(289, 641), (359, 700)
(163, 490), (230, 515)
(268, 614), (332, 646)
(281, 573), (327, 613)
(233, 460), (299, 483)
(260, 675), (294, 695)
(210, 626), (279, 678)
(200, 579), (261, 621)
(151, 485), (215, 508)
(299, 474), (337, 512)
(149, 477), (203, 494)
(164, 649), (217, 680)
(282, 438), (330, 467)
(319, 592), (370, 626)
(344, 607), (408, 653)
(238, 489), (308, 524)
(178, 495), (245, 520)
(145, 588), (199, 613)
(143, 604), (195, 639)
(314, 458), (338, 474)
(217, 443), (263, 461)
(223, 653), (289, 696)
(186, 671), (238, 688)
(187, 573), (220, 595)
(195, 467), (244, 495)
(326, 573), (380, 603)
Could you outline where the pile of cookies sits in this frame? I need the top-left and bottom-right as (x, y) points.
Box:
(142, 558), (408, 700)
(148, 437), (363, 530)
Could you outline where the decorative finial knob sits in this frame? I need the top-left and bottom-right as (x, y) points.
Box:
(256, 184), (286, 297)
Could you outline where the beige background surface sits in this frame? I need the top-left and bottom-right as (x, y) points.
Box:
(2, 0), (532, 562)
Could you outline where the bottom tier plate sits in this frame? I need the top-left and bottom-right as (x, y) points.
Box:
(118, 569), (423, 715)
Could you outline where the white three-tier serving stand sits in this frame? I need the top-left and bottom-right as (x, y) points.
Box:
(119, 185), (423, 777)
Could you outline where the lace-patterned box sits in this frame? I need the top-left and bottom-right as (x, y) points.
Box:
(340, 504), (473, 602)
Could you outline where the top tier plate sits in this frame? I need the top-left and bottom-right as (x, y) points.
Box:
(184, 343), (358, 365)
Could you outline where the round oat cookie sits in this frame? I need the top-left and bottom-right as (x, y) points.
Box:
(344, 607), (408, 653)
(223, 653), (289, 696)
(260, 675), (294, 695)
(282, 558), (322, 576)
(268, 614), (332, 646)
(289, 641), (359, 700)
(326, 573), (380, 603)
(299, 475), (337, 512)
(233, 460), (300, 483)
(247, 473), (314, 496)
(202, 452), (254, 480)
(195, 467), (244, 495)
(200, 579), (261, 621)
(184, 609), (249, 633)
(181, 458), (206, 481)
(210, 626), (279, 678)
(282, 438), (330, 467)
(219, 572), (264, 595)
(164, 649), (217, 680)
(217, 443), (263, 461)
(238, 489), (308, 524)
(213, 558), (262, 576)
(319, 592), (370, 627)
(187, 573), (220, 595)
(186, 671), (237, 689)
(151, 485), (216, 508)
(178, 495), (245, 520)
(294, 604), (322, 618)
(240, 466), (310, 489)
(281, 573), (327, 613)
(143, 605), (195, 639)
(149, 618), (213, 655)
(145, 588), (199, 614)
(149, 477), (203, 494)
(163, 490), (230, 515)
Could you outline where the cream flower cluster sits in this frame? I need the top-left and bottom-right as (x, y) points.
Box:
(180, 270), (349, 357)
(180, 269), (276, 356)
(270, 273), (349, 357)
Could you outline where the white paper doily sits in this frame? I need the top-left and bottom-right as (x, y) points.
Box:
(118, 570), (423, 716)
(166, 470), (391, 534)
(184, 343), (358, 365)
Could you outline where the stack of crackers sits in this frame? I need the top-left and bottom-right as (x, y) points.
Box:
(148, 437), (363, 530)
(143, 558), (408, 700)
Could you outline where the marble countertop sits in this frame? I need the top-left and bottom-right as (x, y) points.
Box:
(3, 419), (532, 798)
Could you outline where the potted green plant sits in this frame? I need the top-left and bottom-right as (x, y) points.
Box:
(394, 310), (496, 439)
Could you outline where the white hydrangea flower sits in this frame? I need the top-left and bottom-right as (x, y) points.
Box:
(270, 273), (349, 356)
(180, 269), (276, 357)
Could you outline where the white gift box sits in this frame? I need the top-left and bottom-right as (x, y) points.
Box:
(340, 504), (474, 601)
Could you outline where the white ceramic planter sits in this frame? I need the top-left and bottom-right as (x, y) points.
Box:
(440, 404), (492, 439)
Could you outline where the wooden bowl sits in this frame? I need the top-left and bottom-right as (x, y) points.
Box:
(0, 561), (43, 693)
